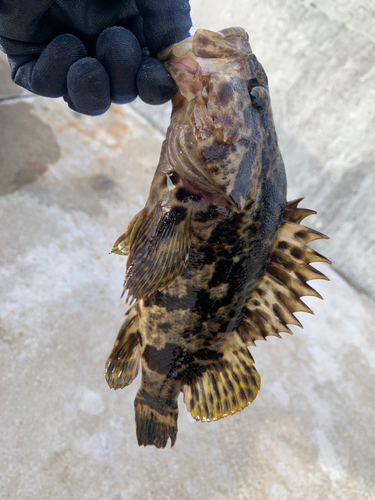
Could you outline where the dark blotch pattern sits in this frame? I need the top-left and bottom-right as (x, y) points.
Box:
(143, 343), (184, 375)
(139, 388), (177, 416)
(291, 247), (303, 259)
(202, 143), (230, 163)
(176, 187), (201, 203)
(216, 81), (234, 107)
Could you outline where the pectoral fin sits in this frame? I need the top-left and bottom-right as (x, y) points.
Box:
(119, 204), (191, 302)
(111, 208), (149, 256)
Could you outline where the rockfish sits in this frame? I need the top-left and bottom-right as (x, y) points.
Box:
(106, 27), (329, 448)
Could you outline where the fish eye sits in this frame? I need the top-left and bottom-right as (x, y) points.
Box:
(249, 85), (267, 112)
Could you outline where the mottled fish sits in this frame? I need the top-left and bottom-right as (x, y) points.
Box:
(106, 27), (329, 448)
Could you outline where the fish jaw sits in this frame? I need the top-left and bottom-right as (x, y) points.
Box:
(159, 28), (278, 213)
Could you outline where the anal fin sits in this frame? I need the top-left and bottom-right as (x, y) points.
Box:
(183, 334), (260, 422)
(105, 306), (141, 389)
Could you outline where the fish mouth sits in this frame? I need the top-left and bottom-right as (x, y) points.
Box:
(158, 27), (251, 62)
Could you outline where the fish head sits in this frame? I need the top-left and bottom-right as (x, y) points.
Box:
(159, 28), (276, 213)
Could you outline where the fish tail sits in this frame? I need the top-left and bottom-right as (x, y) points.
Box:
(134, 388), (179, 448)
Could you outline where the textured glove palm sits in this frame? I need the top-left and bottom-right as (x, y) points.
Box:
(0, 0), (191, 115)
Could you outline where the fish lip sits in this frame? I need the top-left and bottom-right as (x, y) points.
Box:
(158, 37), (193, 62)
(158, 27), (252, 63)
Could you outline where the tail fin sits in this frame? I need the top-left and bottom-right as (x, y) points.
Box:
(134, 388), (179, 448)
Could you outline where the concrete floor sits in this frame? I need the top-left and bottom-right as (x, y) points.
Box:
(1, 13), (375, 500)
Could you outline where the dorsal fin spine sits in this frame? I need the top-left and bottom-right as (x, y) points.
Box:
(237, 200), (329, 347)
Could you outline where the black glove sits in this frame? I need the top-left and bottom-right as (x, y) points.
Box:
(0, 1), (191, 115)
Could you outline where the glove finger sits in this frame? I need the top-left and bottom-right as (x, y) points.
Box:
(123, 14), (146, 48)
(96, 27), (142, 104)
(135, 0), (192, 56)
(66, 58), (111, 116)
(8, 34), (87, 97)
(137, 55), (177, 105)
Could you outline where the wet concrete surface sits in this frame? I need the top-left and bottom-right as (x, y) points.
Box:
(1, 19), (375, 500)
(0, 101), (60, 195)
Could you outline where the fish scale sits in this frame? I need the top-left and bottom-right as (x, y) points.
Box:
(105, 27), (329, 448)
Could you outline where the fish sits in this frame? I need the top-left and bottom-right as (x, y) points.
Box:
(105, 27), (329, 448)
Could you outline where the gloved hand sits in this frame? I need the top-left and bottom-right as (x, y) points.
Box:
(0, 1), (191, 115)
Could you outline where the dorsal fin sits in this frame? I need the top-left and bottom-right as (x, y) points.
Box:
(182, 333), (260, 422)
(237, 198), (330, 346)
(112, 204), (191, 303)
(105, 306), (142, 389)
